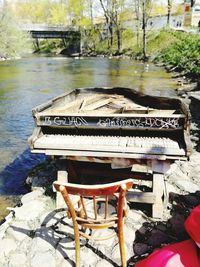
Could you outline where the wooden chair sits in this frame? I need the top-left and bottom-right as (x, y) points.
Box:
(53, 179), (133, 267)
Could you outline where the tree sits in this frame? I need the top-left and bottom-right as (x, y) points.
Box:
(141, 0), (153, 60)
(13, 0), (68, 25)
(167, 0), (173, 26)
(0, 4), (31, 58)
(99, 0), (124, 52)
(134, 0), (141, 49)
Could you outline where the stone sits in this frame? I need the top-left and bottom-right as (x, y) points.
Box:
(14, 200), (46, 221)
(127, 209), (144, 224)
(6, 221), (31, 242)
(111, 243), (122, 265)
(30, 235), (56, 254)
(78, 246), (99, 267)
(95, 259), (114, 267)
(0, 238), (17, 257)
(56, 236), (76, 259)
(9, 253), (27, 267)
(30, 251), (56, 267)
(165, 182), (179, 194)
(0, 257), (9, 266)
(89, 229), (117, 248)
(21, 188), (45, 204)
(175, 180), (200, 192)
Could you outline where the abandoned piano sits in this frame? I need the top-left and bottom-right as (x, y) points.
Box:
(28, 87), (191, 218)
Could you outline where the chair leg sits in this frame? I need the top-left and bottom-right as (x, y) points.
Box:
(118, 219), (126, 267)
(74, 221), (81, 267)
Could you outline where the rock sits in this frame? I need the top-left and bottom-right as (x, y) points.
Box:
(111, 244), (123, 265)
(30, 251), (56, 267)
(0, 212), (14, 240)
(89, 228), (117, 248)
(165, 182), (179, 194)
(21, 188), (45, 204)
(14, 200), (47, 221)
(0, 238), (17, 257)
(9, 253), (28, 267)
(175, 180), (199, 192)
(78, 246), (99, 267)
(30, 235), (56, 254)
(6, 221), (31, 242)
(96, 259), (114, 267)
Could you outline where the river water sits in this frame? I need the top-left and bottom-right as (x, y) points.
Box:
(0, 55), (177, 217)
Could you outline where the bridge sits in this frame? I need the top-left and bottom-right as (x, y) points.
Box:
(21, 24), (81, 55)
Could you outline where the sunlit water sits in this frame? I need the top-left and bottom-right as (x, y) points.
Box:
(0, 55), (177, 217)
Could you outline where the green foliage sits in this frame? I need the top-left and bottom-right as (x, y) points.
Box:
(15, 0), (68, 25)
(121, 29), (138, 55)
(155, 31), (200, 77)
(0, 6), (31, 58)
(147, 29), (177, 54)
(35, 40), (64, 54)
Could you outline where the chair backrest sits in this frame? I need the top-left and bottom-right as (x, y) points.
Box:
(53, 179), (133, 226)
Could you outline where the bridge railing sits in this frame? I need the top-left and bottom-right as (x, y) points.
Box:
(20, 23), (79, 32)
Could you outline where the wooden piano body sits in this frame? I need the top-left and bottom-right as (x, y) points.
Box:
(28, 87), (191, 218)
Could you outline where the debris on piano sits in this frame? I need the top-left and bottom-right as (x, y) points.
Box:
(28, 87), (192, 218)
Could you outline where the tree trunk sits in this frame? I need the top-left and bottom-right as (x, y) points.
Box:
(116, 27), (121, 52)
(167, 0), (172, 26)
(109, 22), (113, 47)
(142, 0), (147, 60)
(135, 0), (140, 49)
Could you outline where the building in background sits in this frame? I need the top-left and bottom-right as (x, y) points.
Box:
(184, 0), (200, 26)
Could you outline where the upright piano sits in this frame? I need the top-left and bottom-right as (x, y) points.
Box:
(29, 87), (191, 218)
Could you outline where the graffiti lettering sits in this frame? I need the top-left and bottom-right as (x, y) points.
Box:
(42, 116), (88, 127)
(97, 117), (180, 129)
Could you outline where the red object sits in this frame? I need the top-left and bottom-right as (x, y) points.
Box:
(135, 240), (200, 267)
(184, 205), (200, 244)
(135, 205), (200, 267)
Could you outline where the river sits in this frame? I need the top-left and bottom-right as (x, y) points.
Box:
(0, 55), (177, 218)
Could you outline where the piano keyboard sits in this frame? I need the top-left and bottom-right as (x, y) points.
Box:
(34, 134), (185, 156)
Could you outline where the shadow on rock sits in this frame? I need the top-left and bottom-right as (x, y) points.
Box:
(10, 208), (119, 267)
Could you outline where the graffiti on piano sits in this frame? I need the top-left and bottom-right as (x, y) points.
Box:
(97, 117), (181, 129)
(43, 116), (88, 127)
(41, 116), (182, 129)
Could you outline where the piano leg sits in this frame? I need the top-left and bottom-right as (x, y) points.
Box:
(152, 173), (165, 219)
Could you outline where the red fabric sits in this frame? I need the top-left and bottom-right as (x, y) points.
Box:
(135, 239), (200, 267)
(184, 205), (200, 244)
